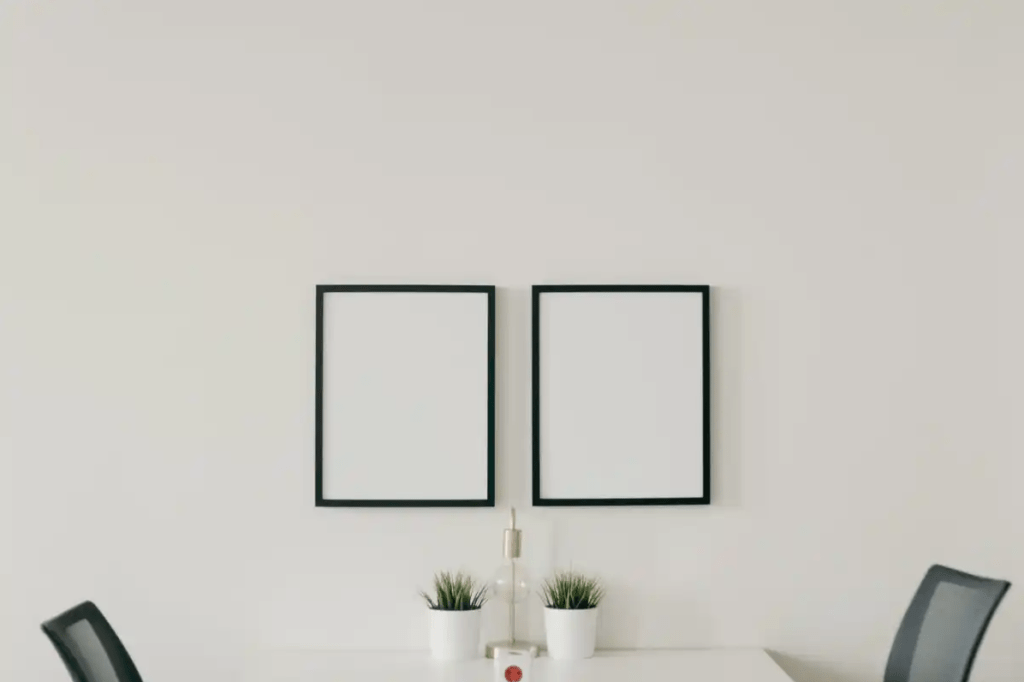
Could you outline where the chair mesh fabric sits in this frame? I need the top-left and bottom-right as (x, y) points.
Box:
(64, 619), (122, 682)
(884, 565), (1010, 682)
(41, 602), (144, 682)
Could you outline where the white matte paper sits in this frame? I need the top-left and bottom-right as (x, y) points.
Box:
(320, 290), (490, 501)
(538, 290), (706, 501)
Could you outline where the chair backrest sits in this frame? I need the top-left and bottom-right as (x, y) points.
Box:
(884, 565), (1010, 682)
(41, 601), (145, 682)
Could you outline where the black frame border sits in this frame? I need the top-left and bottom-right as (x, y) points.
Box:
(315, 284), (496, 508)
(532, 284), (711, 506)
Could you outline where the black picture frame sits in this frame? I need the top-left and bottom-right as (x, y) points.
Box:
(532, 284), (711, 506)
(315, 284), (496, 507)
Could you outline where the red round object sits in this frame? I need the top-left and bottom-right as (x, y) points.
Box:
(504, 665), (523, 682)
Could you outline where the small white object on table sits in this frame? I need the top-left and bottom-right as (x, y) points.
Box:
(245, 648), (795, 682)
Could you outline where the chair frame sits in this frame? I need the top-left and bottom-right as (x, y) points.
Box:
(41, 601), (144, 682)
(884, 565), (1011, 682)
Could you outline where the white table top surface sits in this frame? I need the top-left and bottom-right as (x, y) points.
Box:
(244, 648), (794, 682)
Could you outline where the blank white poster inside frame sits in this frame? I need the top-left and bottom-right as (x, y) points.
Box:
(315, 285), (495, 507)
(532, 285), (710, 506)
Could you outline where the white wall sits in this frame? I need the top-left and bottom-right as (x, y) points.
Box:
(2, 1), (1022, 681)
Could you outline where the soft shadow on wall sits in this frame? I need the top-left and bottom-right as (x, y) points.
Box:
(709, 286), (745, 508)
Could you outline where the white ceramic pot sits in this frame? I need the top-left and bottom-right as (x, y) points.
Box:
(544, 607), (598, 660)
(428, 608), (482, 660)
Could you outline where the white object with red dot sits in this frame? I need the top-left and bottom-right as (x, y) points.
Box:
(494, 648), (533, 682)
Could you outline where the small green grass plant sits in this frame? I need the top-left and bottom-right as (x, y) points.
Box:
(420, 571), (488, 611)
(541, 570), (605, 610)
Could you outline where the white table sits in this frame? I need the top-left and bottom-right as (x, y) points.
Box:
(245, 649), (794, 682)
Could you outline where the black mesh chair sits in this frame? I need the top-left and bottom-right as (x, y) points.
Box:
(884, 565), (1011, 682)
(41, 601), (144, 682)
